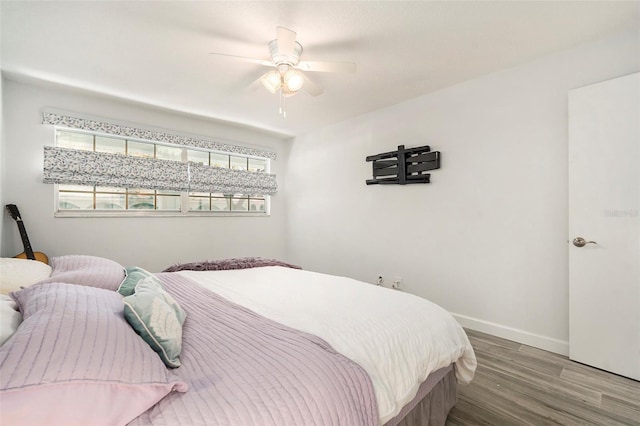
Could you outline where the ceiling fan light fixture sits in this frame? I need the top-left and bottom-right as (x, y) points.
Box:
(281, 85), (300, 98)
(283, 69), (304, 92)
(261, 70), (282, 94)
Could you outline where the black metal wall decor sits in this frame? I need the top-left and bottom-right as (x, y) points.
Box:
(366, 144), (440, 185)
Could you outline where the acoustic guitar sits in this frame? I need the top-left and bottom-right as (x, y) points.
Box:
(5, 204), (49, 264)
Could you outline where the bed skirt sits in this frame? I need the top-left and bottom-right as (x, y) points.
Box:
(386, 365), (458, 426)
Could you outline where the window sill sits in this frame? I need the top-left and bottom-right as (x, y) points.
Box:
(54, 211), (270, 218)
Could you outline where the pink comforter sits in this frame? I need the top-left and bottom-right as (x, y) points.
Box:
(129, 272), (378, 426)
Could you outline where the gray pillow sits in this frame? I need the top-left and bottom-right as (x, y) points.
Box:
(123, 277), (187, 368)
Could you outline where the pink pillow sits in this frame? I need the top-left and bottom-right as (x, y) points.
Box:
(2, 282), (187, 426)
(38, 254), (125, 291)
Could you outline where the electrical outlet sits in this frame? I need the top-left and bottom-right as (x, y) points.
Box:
(392, 277), (402, 289)
(375, 276), (384, 286)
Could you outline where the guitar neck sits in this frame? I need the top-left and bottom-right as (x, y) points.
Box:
(15, 220), (36, 260)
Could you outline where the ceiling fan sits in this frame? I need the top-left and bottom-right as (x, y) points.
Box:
(209, 26), (356, 116)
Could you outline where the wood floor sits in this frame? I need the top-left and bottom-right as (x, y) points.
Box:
(446, 329), (640, 425)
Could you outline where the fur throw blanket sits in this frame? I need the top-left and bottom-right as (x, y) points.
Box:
(163, 257), (302, 273)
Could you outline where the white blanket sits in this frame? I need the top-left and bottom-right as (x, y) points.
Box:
(0, 295), (22, 346)
(179, 267), (476, 424)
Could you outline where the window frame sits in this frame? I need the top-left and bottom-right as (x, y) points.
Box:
(52, 128), (272, 218)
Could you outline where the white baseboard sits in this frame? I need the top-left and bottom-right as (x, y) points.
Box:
(451, 313), (569, 356)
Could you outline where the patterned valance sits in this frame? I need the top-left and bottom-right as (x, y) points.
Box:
(43, 146), (278, 195)
(42, 111), (277, 160)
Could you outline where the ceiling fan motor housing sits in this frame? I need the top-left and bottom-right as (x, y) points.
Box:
(268, 39), (303, 66)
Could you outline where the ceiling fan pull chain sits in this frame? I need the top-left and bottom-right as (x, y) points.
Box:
(279, 89), (287, 118)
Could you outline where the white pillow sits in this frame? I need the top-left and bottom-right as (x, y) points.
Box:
(0, 294), (22, 346)
(0, 258), (52, 295)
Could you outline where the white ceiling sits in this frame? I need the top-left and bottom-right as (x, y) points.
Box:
(2, 1), (638, 137)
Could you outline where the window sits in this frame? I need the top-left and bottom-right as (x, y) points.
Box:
(54, 129), (270, 215)
(185, 149), (267, 212)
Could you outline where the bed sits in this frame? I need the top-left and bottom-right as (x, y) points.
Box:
(0, 255), (476, 426)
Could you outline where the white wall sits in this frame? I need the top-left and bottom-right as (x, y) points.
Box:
(286, 29), (640, 354)
(0, 75), (4, 255)
(1, 79), (292, 272)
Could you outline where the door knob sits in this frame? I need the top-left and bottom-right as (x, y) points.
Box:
(573, 237), (597, 247)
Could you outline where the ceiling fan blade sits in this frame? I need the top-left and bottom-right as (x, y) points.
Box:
(247, 72), (269, 92)
(303, 75), (324, 97)
(209, 52), (273, 67)
(296, 61), (357, 73)
(276, 26), (296, 57)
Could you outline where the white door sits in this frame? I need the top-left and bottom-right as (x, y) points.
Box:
(568, 72), (640, 381)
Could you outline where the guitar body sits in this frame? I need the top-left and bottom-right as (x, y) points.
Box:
(5, 204), (49, 265)
(14, 251), (49, 265)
